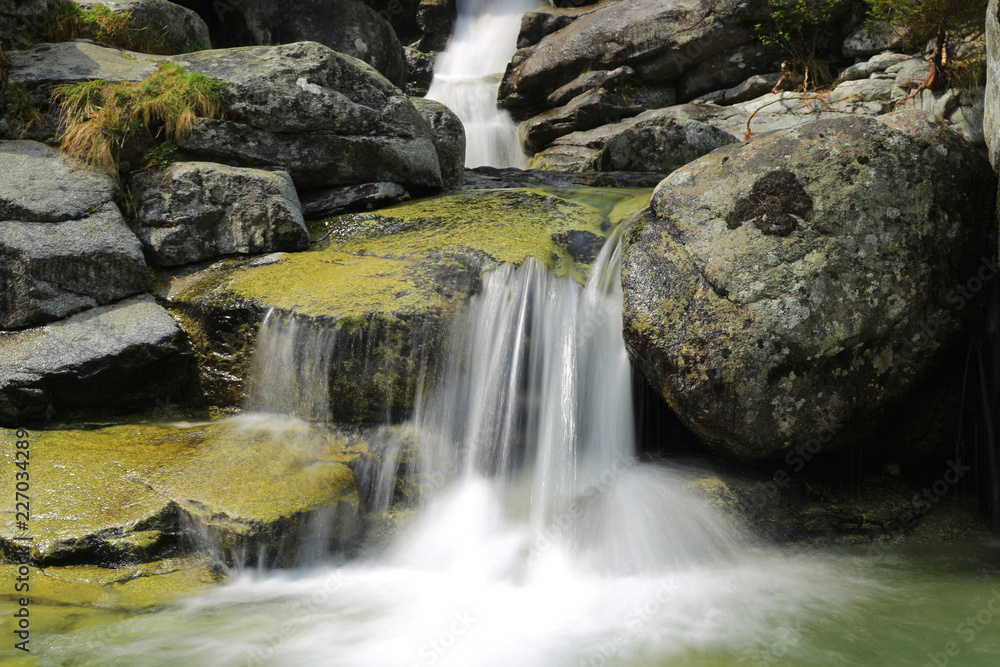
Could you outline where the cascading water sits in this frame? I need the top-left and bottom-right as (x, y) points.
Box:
(425, 0), (537, 167)
(45, 228), (1000, 667)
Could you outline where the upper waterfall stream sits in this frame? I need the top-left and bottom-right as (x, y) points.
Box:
(425, 0), (537, 167)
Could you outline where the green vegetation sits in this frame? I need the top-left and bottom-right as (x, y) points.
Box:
(42, 2), (161, 52)
(756, 0), (846, 91)
(863, 0), (988, 90)
(0, 43), (9, 92)
(0, 81), (47, 138)
(53, 62), (226, 174)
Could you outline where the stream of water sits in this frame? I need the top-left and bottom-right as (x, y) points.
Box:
(29, 215), (1000, 667)
(425, 0), (537, 167)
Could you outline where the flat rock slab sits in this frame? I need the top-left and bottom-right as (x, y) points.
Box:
(0, 295), (196, 425)
(0, 421), (361, 567)
(8, 41), (163, 90)
(0, 140), (118, 222)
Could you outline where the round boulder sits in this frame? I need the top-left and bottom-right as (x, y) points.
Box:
(621, 111), (995, 460)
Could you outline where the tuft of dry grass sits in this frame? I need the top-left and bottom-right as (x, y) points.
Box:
(53, 62), (226, 174)
(41, 2), (164, 54)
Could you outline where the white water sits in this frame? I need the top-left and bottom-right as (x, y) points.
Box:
(50, 230), (881, 666)
(426, 0), (537, 167)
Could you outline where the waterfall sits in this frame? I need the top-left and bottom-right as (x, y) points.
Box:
(395, 225), (741, 576)
(244, 309), (339, 421)
(426, 0), (537, 168)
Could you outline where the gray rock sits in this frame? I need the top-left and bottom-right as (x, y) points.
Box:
(520, 84), (675, 154)
(987, 0), (1000, 167)
(130, 162), (309, 267)
(0, 295), (196, 425)
(1, 203), (149, 329)
(621, 112), (995, 461)
(415, 0), (455, 50)
(694, 72), (783, 105)
(597, 119), (739, 173)
(410, 96), (465, 189)
(404, 46), (435, 97)
(0, 0), (61, 38)
(176, 0), (406, 87)
(499, 0), (769, 118)
(675, 41), (779, 101)
(546, 66), (637, 107)
(300, 182), (409, 218)
(172, 42), (443, 189)
(0, 141), (147, 329)
(73, 0), (211, 53)
(843, 22), (906, 58)
(7, 42), (162, 91)
(0, 141), (118, 222)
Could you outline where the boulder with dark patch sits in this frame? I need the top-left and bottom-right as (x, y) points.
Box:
(622, 112), (995, 460)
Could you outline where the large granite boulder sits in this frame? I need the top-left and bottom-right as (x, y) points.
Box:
(622, 112), (995, 460)
(172, 0), (405, 87)
(172, 41), (444, 189)
(130, 162), (309, 266)
(410, 96), (465, 189)
(0, 295), (196, 425)
(597, 118), (739, 173)
(73, 0), (211, 53)
(0, 141), (147, 329)
(499, 0), (771, 120)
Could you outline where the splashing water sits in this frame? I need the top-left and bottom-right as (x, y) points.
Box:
(426, 0), (536, 167)
(38, 230), (1000, 667)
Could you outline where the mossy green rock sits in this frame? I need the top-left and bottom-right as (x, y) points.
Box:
(167, 188), (636, 420)
(622, 112), (995, 460)
(0, 422), (361, 567)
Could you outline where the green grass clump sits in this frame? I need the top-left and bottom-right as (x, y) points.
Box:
(53, 62), (226, 174)
(41, 2), (163, 53)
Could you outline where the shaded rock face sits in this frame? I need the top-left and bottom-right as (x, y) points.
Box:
(172, 41), (443, 190)
(410, 96), (465, 189)
(74, 0), (212, 53)
(0, 295), (197, 425)
(0, 0), (61, 37)
(171, 0), (405, 87)
(131, 162), (309, 267)
(622, 112), (995, 461)
(0, 141), (147, 329)
(597, 119), (739, 173)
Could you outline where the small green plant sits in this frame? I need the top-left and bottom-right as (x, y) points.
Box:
(1, 82), (47, 138)
(863, 0), (988, 91)
(41, 2), (164, 53)
(0, 44), (10, 91)
(53, 62), (226, 174)
(757, 0), (845, 91)
(143, 139), (177, 169)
